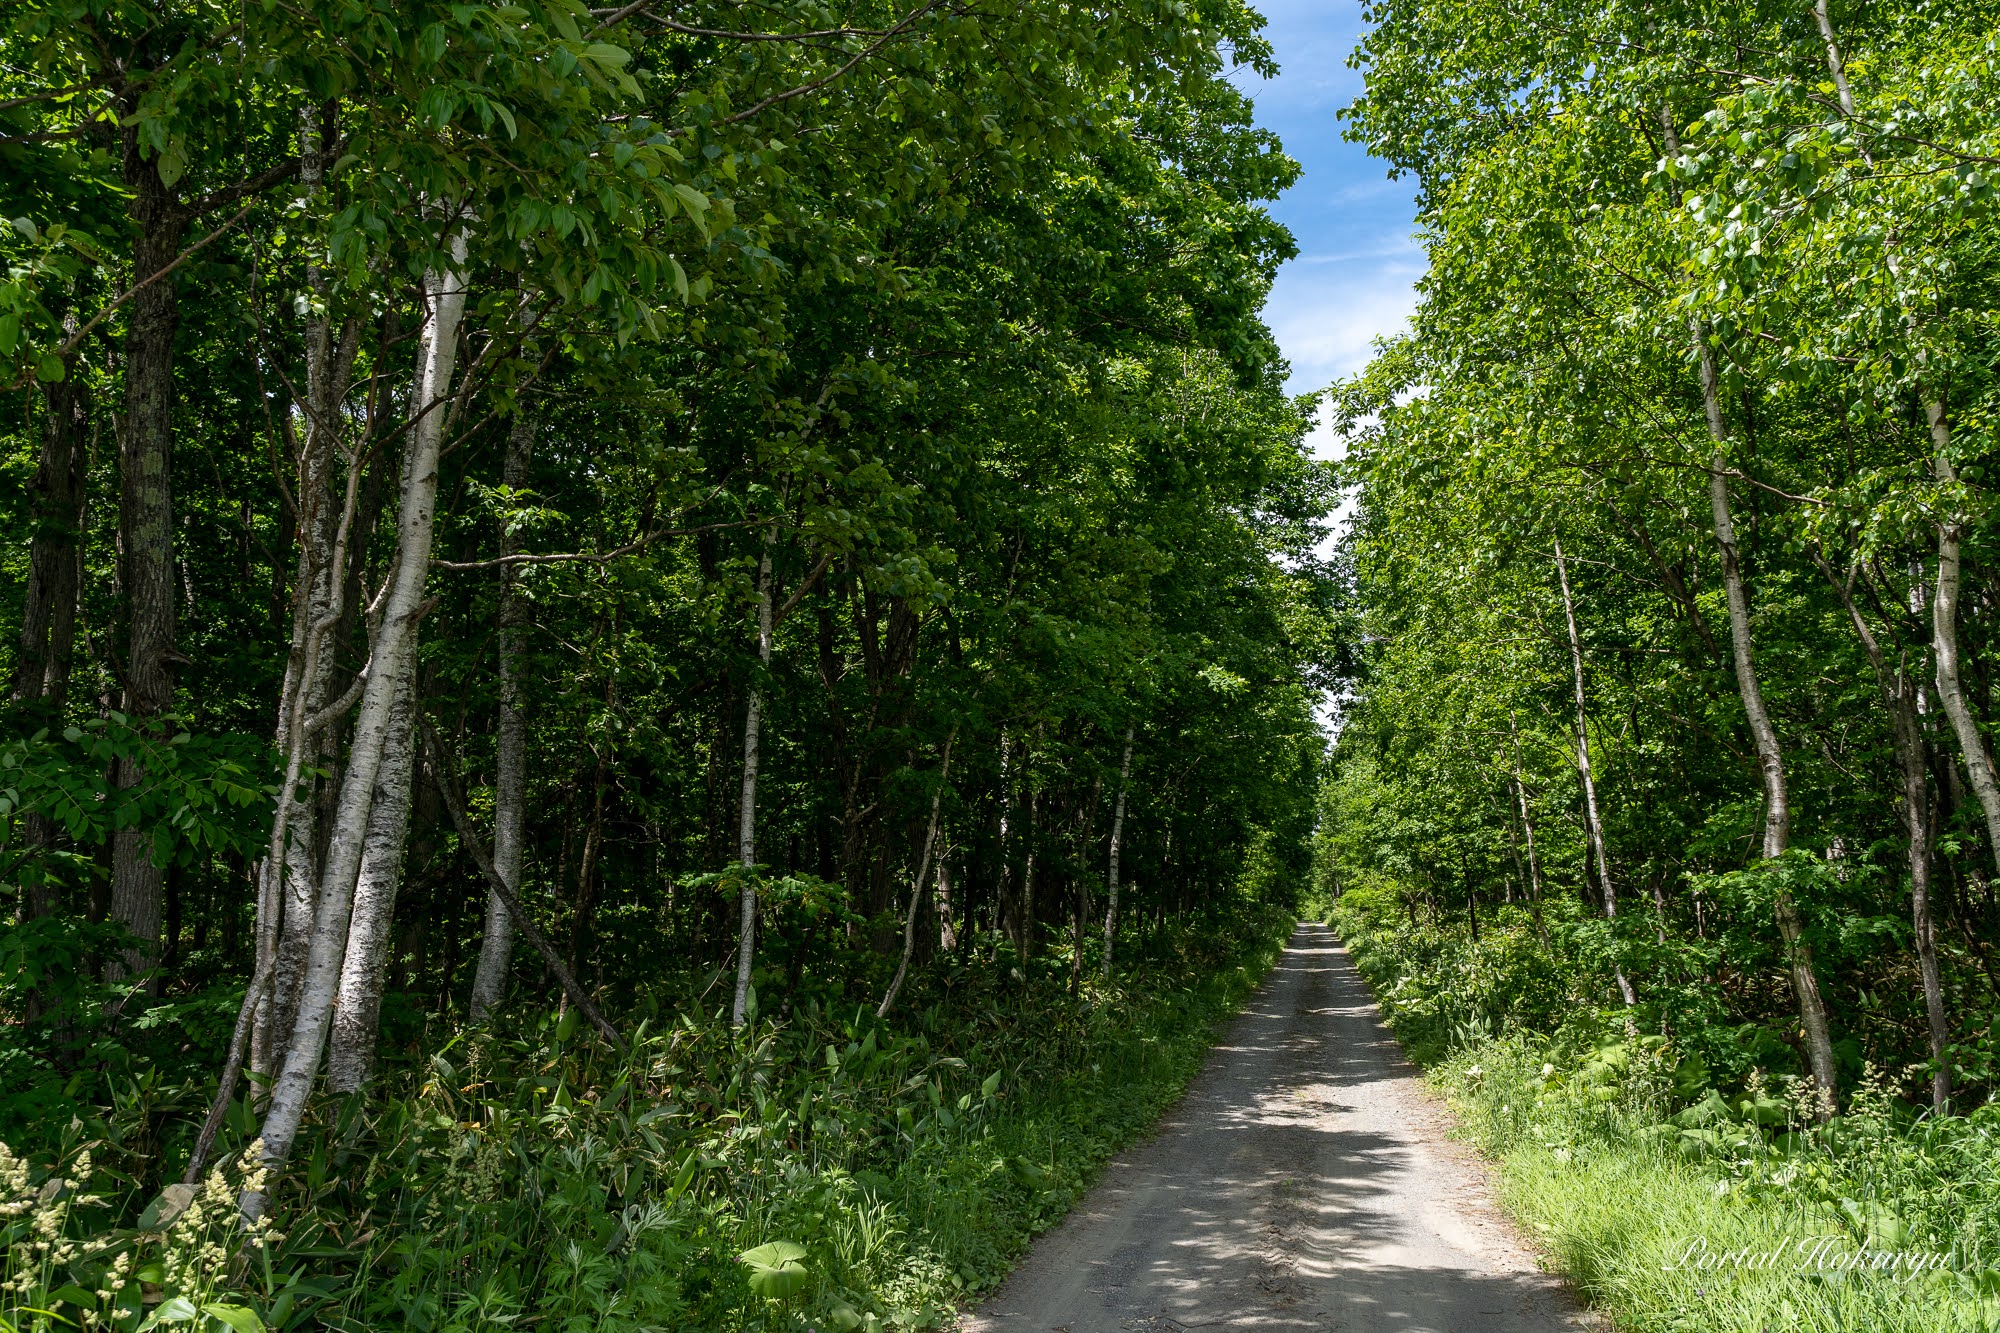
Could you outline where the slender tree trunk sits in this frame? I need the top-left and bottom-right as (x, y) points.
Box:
(1555, 542), (1633, 1005)
(1509, 715), (1549, 946)
(425, 724), (623, 1050)
(1819, 553), (1951, 1110)
(251, 112), (361, 1080)
(1695, 325), (1837, 1112)
(567, 747), (609, 981)
(731, 531), (775, 1027)
(325, 661), (417, 1092)
(108, 141), (186, 988)
(996, 731), (1019, 955)
(1100, 724), (1135, 978)
(933, 859), (958, 953)
(248, 231), (470, 1213)
(470, 414), (534, 1017)
(15, 374), (89, 920)
(878, 731), (955, 1019)
(1932, 479), (2000, 863)
(1021, 782), (1039, 963)
(16, 376), (88, 708)
(1554, 542), (1614, 912)
(1071, 771), (1101, 996)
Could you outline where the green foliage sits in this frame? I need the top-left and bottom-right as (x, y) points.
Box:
(0, 714), (275, 878)
(2, 910), (1288, 1331)
(1432, 1037), (2000, 1330)
(1335, 879), (2000, 1328)
(0, 0), (1326, 1323)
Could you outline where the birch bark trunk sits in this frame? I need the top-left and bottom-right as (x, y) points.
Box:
(325, 660), (418, 1092)
(1554, 542), (1614, 914)
(996, 731), (1019, 955)
(1695, 327), (1837, 1111)
(933, 859), (959, 953)
(1554, 542), (1635, 1005)
(1509, 715), (1549, 946)
(471, 414), (535, 1018)
(1818, 554), (1951, 1109)
(731, 532), (775, 1027)
(248, 230), (470, 1211)
(1930, 460), (2000, 865)
(1100, 724), (1135, 979)
(252, 111), (361, 1080)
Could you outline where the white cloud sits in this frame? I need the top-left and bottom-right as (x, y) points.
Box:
(1264, 238), (1424, 402)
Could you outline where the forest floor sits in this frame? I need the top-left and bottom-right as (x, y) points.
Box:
(963, 924), (1595, 1332)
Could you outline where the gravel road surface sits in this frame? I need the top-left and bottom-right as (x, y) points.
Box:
(963, 923), (1591, 1332)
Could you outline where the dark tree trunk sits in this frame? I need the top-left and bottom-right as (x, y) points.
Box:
(109, 140), (186, 989)
(15, 375), (89, 709)
(15, 374), (90, 921)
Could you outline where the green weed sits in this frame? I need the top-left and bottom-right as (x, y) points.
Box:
(3, 910), (1290, 1331)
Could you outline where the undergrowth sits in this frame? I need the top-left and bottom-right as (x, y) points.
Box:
(2, 908), (1290, 1332)
(1332, 885), (2000, 1332)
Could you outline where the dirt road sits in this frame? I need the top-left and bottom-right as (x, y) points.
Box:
(964, 923), (1589, 1332)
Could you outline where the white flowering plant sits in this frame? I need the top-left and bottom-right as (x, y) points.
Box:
(1, 1138), (275, 1333)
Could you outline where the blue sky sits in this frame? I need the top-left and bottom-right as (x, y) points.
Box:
(1241, 0), (1421, 450)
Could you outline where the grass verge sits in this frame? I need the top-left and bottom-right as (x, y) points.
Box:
(1329, 893), (2000, 1333)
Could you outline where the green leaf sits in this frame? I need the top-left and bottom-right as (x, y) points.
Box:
(737, 1240), (810, 1301)
(137, 1297), (199, 1329)
(36, 353), (66, 383)
(200, 1304), (264, 1333)
(156, 140), (189, 189)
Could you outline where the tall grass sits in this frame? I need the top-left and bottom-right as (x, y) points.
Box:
(3, 909), (1292, 1332)
(1435, 1038), (2000, 1331)
(1328, 883), (2000, 1332)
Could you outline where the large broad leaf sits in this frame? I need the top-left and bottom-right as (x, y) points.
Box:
(737, 1241), (810, 1301)
(136, 1297), (199, 1329)
(201, 1305), (265, 1333)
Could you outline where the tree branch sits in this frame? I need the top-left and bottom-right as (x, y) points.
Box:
(430, 517), (772, 571)
(421, 720), (627, 1053)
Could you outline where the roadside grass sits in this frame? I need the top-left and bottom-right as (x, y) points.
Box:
(1436, 1038), (2000, 1332)
(1327, 888), (2000, 1332)
(1, 910), (1292, 1332)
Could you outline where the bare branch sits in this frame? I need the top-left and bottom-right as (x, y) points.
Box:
(421, 720), (627, 1053)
